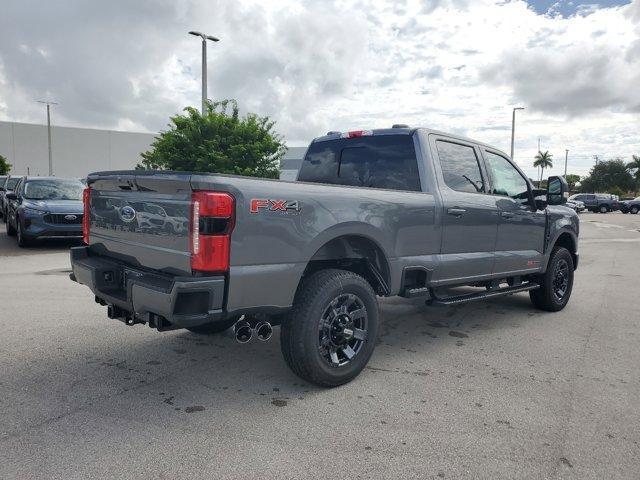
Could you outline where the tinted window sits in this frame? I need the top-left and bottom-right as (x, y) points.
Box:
(5, 177), (19, 190)
(484, 151), (530, 204)
(298, 135), (421, 192)
(436, 141), (485, 193)
(23, 179), (84, 201)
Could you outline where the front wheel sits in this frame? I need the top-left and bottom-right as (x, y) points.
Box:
(599, 205), (608, 213)
(530, 247), (574, 312)
(6, 215), (16, 236)
(631, 206), (639, 215)
(16, 219), (31, 247)
(280, 269), (379, 387)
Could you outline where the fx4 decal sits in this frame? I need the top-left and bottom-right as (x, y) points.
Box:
(250, 199), (301, 214)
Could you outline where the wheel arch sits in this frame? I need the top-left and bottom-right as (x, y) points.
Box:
(550, 231), (578, 270)
(301, 233), (392, 297)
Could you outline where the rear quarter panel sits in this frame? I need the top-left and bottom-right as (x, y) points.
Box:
(191, 174), (438, 312)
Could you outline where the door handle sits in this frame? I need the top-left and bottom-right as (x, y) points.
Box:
(500, 211), (514, 218)
(447, 208), (467, 216)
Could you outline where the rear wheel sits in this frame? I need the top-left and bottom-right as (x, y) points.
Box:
(280, 269), (379, 388)
(530, 247), (574, 312)
(186, 317), (238, 335)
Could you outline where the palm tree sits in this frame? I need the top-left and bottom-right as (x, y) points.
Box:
(533, 150), (553, 183)
(626, 155), (640, 194)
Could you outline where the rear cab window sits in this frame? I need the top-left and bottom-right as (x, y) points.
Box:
(298, 135), (422, 192)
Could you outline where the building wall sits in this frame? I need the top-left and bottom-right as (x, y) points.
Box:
(0, 120), (306, 179)
(0, 121), (157, 177)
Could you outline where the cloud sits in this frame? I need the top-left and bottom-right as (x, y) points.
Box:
(480, 2), (640, 116)
(0, 0), (638, 179)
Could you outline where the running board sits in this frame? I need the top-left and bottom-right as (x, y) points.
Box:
(426, 283), (540, 306)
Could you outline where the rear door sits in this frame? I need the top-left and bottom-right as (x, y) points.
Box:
(429, 135), (498, 284)
(582, 194), (597, 209)
(481, 149), (546, 275)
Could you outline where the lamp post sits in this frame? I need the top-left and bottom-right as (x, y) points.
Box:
(564, 149), (569, 177)
(188, 31), (219, 114)
(37, 100), (58, 176)
(510, 107), (525, 161)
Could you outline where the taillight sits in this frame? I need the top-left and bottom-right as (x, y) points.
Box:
(191, 191), (234, 273)
(82, 187), (91, 245)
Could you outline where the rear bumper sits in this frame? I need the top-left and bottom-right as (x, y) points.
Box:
(70, 246), (226, 328)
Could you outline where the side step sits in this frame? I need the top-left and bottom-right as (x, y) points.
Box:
(427, 282), (540, 306)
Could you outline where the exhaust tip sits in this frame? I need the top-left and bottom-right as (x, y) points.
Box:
(255, 321), (273, 342)
(234, 320), (253, 344)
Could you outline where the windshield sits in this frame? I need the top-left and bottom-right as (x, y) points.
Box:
(23, 179), (84, 201)
(6, 178), (19, 190)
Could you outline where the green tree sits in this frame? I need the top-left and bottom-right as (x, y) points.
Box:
(565, 174), (580, 192)
(533, 150), (553, 182)
(137, 99), (286, 178)
(626, 155), (640, 194)
(579, 159), (634, 194)
(0, 154), (11, 175)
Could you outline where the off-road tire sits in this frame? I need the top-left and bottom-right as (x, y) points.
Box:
(280, 269), (379, 388)
(186, 317), (238, 335)
(530, 247), (574, 312)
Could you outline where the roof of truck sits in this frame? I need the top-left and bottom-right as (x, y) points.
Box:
(311, 127), (510, 157)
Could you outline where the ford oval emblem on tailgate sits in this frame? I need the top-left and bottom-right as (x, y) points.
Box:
(119, 205), (136, 222)
(64, 214), (77, 221)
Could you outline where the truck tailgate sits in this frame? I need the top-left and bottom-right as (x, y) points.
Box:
(88, 172), (194, 276)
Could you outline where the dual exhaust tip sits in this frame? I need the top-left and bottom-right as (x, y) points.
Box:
(234, 319), (272, 344)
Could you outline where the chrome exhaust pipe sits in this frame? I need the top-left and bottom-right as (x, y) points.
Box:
(255, 321), (273, 342)
(234, 319), (253, 344)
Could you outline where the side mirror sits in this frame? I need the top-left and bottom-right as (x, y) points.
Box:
(547, 176), (568, 205)
(5, 192), (17, 201)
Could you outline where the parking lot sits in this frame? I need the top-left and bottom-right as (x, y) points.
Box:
(0, 212), (639, 479)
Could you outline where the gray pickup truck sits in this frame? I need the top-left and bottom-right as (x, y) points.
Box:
(70, 127), (579, 387)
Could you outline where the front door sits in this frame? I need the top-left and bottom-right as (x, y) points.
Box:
(481, 149), (546, 275)
(430, 136), (499, 284)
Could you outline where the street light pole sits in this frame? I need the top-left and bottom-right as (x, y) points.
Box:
(564, 149), (569, 177)
(37, 100), (58, 176)
(189, 31), (219, 114)
(510, 107), (525, 160)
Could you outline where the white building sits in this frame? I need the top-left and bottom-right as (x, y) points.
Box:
(0, 120), (306, 179)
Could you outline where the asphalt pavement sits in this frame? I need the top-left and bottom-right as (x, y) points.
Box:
(1, 212), (639, 479)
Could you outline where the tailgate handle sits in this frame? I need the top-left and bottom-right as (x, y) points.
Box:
(447, 207), (466, 216)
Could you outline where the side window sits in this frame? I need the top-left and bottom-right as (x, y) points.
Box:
(436, 140), (485, 193)
(484, 151), (530, 204)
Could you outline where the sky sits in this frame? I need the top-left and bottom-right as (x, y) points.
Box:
(0, 0), (638, 179)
